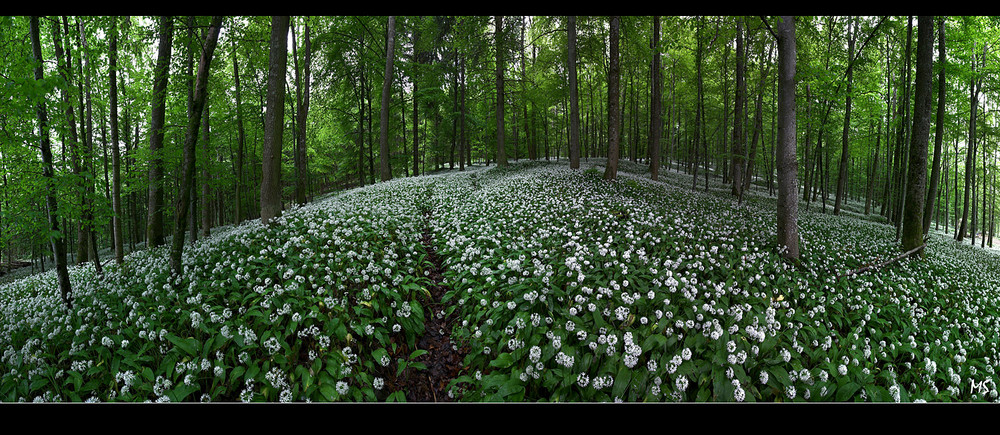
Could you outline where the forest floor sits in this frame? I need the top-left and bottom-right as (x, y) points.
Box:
(2, 158), (1000, 403)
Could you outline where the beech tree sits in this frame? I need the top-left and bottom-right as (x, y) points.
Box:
(379, 16), (396, 181)
(29, 16), (73, 307)
(260, 16), (289, 225)
(169, 16), (223, 276)
(603, 16), (622, 180)
(768, 15), (801, 262)
(147, 16), (173, 248)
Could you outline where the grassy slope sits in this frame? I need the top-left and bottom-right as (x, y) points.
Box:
(1, 159), (998, 402)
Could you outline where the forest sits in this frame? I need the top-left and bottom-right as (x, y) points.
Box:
(0, 15), (999, 403)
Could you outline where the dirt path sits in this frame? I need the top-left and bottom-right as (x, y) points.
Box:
(399, 196), (467, 402)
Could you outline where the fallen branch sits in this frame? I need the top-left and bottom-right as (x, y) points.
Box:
(837, 238), (928, 280)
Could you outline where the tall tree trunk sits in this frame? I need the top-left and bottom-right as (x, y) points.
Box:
(169, 16), (222, 276)
(650, 16), (662, 181)
(261, 16), (289, 225)
(923, 17), (946, 235)
(293, 20), (312, 204)
(958, 45), (981, 242)
(834, 18), (857, 216)
(692, 17), (704, 190)
(774, 16), (800, 262)
(496, 16), (508, 167)
(30, 16), (73, 308)
(232, 42), (246, 224)
(201, 98), (212, 238)
(147, 16), (173, 248)
(901, 16), (934, 255)
(459, 51), (467, 172)
(603, 16), (622, 180)
(109, 17), (125, 264)
(731, 17), (745, 199)
(568, 16), (581, 170)
(379, 16), (396, 181)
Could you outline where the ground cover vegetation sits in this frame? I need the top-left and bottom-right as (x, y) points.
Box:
(2, 15), (1000, 403)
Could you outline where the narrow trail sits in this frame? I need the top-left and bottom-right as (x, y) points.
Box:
(400, 190), (467, 402)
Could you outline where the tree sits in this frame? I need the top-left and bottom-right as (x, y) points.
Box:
(833, 17), (857, 216)
(29, 16), (73, 307)
(768, 15), (801, 262)
(902, 16), (934, 254)
(293, 19), (313, 203)
(169, 16), (223, 276)
(379, 16), (396, 182)
(568, 16), (581, 170)
(496, 16), (508, 167)
(147, 16), (173, 248)
(603, 16), (622, 180)
(261, 16), (290, 225)
(232, 40), (247, 224)
(109, 17), (125, 264)
(649, 16), (662, 181)
(923, 17), (946, 235)
(731, 17), (746, 200)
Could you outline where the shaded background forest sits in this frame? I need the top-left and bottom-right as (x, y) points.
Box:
(0, 16), (995, 275)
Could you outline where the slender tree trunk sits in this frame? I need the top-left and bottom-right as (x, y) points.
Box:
(568, 16), (581, 170)
(650, 16), (662, 181)
(774, 16), (800, 262)
(958, 47), (981, 242)
(147, 16), (173, 248)
(30, 16), (73, 307)
(834, 18), (857, 216)
(201, 98), (212, 238)
(496, 16), (508, 167)
(603, 16), (622, 180)
(731, 17), (745, 199)
(923, 17), (946, 235)
(460, 52), (467, 171)
(109, 17), (125, 264)
(232, 42), (246, 224)
(293, 20), (312, 203)
(902, 16), (934, 255)
(169, 16), (222, 276)
(261, 16), (289, 225)
(379, 16), (396, 181)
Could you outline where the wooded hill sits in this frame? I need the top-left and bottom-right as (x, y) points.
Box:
(0, 16), (991, 303)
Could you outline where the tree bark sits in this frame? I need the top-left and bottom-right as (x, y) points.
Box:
(603, 16), (622, 180)
(261, 16), (289, 225)
(30, 16), (73, 307)
(834, 18), (857, 216)
(147, 16), (173, 248)
(923, 17), (945, 235)
(731, 17), (746, 199)
(169, 16), (222, 276)
(958, 44), (981, 242)
(379, 16), (396, 181)
(650, 16), (662, 181)
(496, 16), (508, 167)
(901, 16), (934, 255)
(232, 42), (246, 224)
(109, 17), (125, 264)
(293, 20), (312, 203)
(773, 16), (800, 262)
(568, 16), (581, 170)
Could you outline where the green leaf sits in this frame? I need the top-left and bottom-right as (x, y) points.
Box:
(490, 352), (516, 369)
(837, 382), (861, 402)
(166, 334), (200, 357)
(612, 365), (632, 398)
(320, 383), (337, 401)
